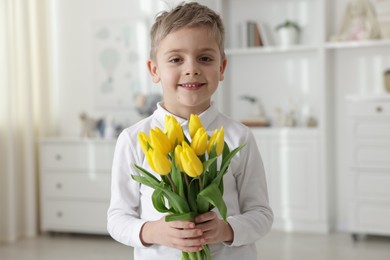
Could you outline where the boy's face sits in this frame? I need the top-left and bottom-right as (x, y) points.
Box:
(147, 26), (227, 118)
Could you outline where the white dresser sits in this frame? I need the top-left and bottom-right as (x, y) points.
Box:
(346, 96), (390, 238)
(252, 128), (328, 233)
(39, 138), (116, 234)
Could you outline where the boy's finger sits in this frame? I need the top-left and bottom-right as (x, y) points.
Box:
(195, 211), (216, 223)
(168, 220), (195, 229)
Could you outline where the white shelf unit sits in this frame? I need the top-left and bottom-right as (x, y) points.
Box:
(204, 0), (329, 233)
(197, 0), (390, 233)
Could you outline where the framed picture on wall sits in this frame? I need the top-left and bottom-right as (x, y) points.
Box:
(92, 19), (150, 108)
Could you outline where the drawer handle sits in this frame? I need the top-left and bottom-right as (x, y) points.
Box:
(55, 154), (62, 161)
(57, 211), (63, 218)
(56, 183), (63, 189)
(376, 106), (383, 113)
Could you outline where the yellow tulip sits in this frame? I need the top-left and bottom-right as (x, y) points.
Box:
(150, 127), (171, 155)
(145, 148), (171, 176)
(208, 127), (225, 156)
(164, 115), (184, 148)
(138, 132), (150, 154)
(189, 114), (203, 139)
(174, 145), (183, 172)
(180, 142), (203, 178)
(191, 127), (208, 155)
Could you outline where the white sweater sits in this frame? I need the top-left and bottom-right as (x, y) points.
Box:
(107, 103), (273, 260)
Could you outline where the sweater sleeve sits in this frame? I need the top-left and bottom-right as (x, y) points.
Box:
(107, 130), (148, 248)
(227, 130), (274, 247)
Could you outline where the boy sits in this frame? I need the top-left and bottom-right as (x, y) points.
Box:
(107, 2), (273, 259)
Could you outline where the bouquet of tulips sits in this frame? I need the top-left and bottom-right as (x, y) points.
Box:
(132, 114), (244, 260)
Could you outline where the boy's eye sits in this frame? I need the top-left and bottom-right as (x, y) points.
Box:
(199, 56), (213, 62)
(169, 58), (182, 63)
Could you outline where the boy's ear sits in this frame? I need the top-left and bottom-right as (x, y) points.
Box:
(147, 59), (161, 83)
(219, 58), (228, 81)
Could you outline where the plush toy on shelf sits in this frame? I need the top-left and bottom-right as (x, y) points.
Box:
(79, 112), (99, 138)
(330, 0), (381, 41)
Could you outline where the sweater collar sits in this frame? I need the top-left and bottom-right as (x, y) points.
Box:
(153, 102), (220, 131)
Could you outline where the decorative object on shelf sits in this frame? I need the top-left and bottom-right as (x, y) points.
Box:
(275, 98), (299, 127)
(79, 112), (100, 138)
(306, 116), (318, 128)
(239, 95), (270, 127)
(372, 0), (390, 38)
(275, 107), (297, 127)
(385, 69), (390, 93)
(330, 0), (381, 41)
(104, 115), (116, 140)
(134, 93), (162, 117)
(275, 20), (301, 46)
(240, 21), (263, 47)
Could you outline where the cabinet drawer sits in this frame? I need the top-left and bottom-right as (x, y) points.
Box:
(351, 120), (390, 139)
(41, 143), (115, 171)
(347, 101), (390, 116)
(353, 203), (390, 234)
(354, 170), (390, 197)
(43, 173), (111, 200)
(351, 142), (390, 168)
(42, 200), (109, 234)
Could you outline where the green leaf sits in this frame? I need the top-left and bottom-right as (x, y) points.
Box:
(202, 157), (217, 187)
(213, 144), (246, 188)
(131, 175), (156, 190)
(198, 183), (227, 221)
(208, 145), (218, 180)
(203, 157), (217, 172)
(160, 187), (190, 213)
(165, 212), (196, 222)
(152, 189), (170, 213)
(187, 180), (199, 213)
(222, 141), (231, 162)
(171, 162), (185, 199)
(220, 144), (245, 174)
(197, 195), (210, 214)
(134, 165), (161, 187)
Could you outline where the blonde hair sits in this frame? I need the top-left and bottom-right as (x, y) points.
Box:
(149, 2), (225, 60)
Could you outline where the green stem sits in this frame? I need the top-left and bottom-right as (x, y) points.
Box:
(188, 252), (197, 260)
(166, 175), (177, 193)
(196, 250), (203, 260)
(198, 176), (203, 191)
(184, 173), (190, 188)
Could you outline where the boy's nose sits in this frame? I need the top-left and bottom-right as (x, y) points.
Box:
(184, 61), (200, 76)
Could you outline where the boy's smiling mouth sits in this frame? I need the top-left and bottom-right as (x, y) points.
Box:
(178, 82), (206, 89)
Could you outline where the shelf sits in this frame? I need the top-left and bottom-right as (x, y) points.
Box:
(345, 94), (390, 102)
(226, 45), (319, 56)
(324, 39), (390, 50)
(249, 127), (321, 136)
(41, 137), (117, 144)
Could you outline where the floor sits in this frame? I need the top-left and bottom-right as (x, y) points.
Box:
(1, 230), (390, 260)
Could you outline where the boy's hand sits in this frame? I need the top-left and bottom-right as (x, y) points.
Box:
(140, 216), (205, 252)
(194, 211), (234, 244)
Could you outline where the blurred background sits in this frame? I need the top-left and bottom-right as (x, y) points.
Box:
(1, 0), (390, 259)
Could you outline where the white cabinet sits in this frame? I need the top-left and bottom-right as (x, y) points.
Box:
(39, 139), (116, 234)
(194, 0), (390, 232)
(346, 97), (390, 237)
(253, 129), (328, 232)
